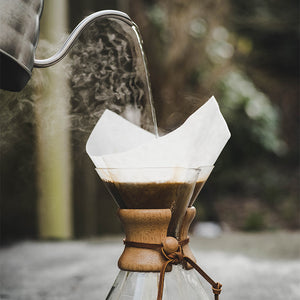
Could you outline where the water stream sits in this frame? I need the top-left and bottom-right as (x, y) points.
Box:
(132, 24), (158, 137)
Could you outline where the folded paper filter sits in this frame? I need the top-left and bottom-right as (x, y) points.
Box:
(86, 96), (230, 182)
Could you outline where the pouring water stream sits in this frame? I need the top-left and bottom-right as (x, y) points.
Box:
(131, 24), (159, 137)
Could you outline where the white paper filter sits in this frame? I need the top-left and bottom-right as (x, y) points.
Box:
(87, 96), (230, 183)
(86, 109), (155, 167)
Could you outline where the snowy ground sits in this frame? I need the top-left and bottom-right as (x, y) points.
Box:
(0, 232), (299, 300)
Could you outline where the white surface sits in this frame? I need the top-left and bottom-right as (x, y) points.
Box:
(193, 222), (223, 238)
(0, 234), (299, 300)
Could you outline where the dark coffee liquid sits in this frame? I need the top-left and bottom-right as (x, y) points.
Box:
(189, 180), (205, 206)
(103, 180), (195, 237)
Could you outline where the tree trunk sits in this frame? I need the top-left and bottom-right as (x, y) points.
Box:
(35, 0), (72, 239)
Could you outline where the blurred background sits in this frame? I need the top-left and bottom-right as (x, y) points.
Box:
(0, 0), (299, 242)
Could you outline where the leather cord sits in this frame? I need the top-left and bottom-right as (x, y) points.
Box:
(123, 239), (222, 300)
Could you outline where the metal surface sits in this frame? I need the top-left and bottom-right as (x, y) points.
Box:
(0, 0), (43, 91)
(0, 0), (133, 92)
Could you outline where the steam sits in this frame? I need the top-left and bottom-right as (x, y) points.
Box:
(0, 88), (35, 154)
(0, 38), (69, 155)
(69, 19), (154, 142)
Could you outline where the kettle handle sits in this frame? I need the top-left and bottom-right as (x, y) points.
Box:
(34, 10), (133, 68)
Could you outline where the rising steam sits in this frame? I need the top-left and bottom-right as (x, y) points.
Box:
(69, 18), (154, 138)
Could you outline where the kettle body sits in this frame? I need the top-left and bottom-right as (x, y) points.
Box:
(0, 0), (43, 91)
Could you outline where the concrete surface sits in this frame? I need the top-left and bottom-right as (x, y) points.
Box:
(0, 232), (299, 300)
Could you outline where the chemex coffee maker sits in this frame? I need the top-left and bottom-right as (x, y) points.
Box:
(1, 1), (227, 299)
(86, 93), (230, 300)
(0, 0), (133, 91)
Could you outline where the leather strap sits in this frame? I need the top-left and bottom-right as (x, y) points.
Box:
(123, 239), (222, 300)
(123, 238), (189, 249)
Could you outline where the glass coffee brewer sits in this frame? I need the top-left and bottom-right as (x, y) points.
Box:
(86, 89), (230, 300)
(95, 166), (222, 300)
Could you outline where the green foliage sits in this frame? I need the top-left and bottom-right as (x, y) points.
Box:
(243, 212), (266, 231)
(219, 70), (286, 156)
(280, 196), (300, 229)
(229, 0), (299, 77)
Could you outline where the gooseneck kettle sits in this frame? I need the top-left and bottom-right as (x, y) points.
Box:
(0, 0), (133, 92)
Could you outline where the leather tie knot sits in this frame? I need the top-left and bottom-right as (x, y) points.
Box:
(161, 236), (184, 264)
(161, 249), (184, 264)
(212, 282), (222, 295)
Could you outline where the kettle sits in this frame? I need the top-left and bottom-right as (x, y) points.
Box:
(0, 0), (133, 92)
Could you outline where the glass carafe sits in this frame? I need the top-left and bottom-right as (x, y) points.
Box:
(95, 167), (217, 300)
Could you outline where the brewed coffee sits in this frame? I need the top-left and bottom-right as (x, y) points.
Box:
(103, 180), (195, 237)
